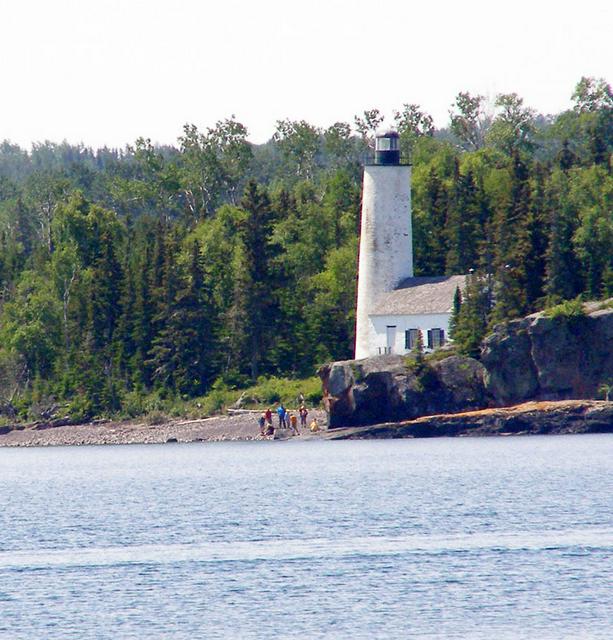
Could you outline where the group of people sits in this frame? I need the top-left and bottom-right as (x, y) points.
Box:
(258, 402), (319, 438)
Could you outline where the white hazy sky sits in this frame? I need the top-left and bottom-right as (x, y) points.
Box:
(0, 0), (611, 149)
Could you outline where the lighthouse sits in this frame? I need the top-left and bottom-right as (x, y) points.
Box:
(354, 131), (413, 359)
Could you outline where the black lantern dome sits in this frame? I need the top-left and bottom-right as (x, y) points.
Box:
(374, 130), (400, 165)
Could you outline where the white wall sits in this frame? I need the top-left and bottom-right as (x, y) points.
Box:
(355, 165), (412, 359)
(367, 313), (452, 356)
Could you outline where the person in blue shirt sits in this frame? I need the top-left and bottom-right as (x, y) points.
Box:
(276, 403), (287, 429)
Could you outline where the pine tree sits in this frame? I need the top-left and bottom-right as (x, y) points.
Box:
(413, 329), (425, 369)
(544, 170), (582, 303)
(238, 180), (276, 379)
(131, 241), (155, 387)
(524, 163), (549, 308)
(115, 233), (137, 383)
(89, 230), (123, 351)
(448, 286), (462, 339)
(80, 230), (123, 411)
(146, 229), (184, 389)
(452, 272), (493, 358)
(422, 167), (447, 274)
(445, 167), (479, 274)
(223, 240), (251, 380)
(557, 140), (576, 172)
(491, 153), (532, 321)
(148, 239), (217, 396)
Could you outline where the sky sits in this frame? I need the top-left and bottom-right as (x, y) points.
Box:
(0, 0), (611, 149)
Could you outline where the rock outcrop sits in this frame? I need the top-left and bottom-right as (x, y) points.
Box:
(482, 303), (613, 405)
(320, 303), (613, 428)
(324, 401), (613, 439)
(321, 353), (487, 427)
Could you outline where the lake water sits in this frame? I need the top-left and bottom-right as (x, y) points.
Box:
(0, 435), (612, 639)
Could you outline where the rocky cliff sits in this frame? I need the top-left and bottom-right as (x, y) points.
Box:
(482, 302), (613, 405)
(320, 302), (613, 428)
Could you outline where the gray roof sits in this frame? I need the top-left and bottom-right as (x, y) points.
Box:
(371, 275), (467, 316)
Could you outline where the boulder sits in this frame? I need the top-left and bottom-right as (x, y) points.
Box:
(483, 304), (613, 404)
(320, 354), (487, 428)
(480, 318), (539, 405)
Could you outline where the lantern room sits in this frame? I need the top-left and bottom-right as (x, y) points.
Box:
(374, 131), (400, 165)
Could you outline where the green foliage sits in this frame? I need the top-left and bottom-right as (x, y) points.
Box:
(0, 270), (63, 377)
(598, 381), (613, 402)
(189, 375), (322, 417)
(403, 347), (438, 392)
(145, 410), (170, 426)
(449, 92), (491, 151)
(448, 286), (462, 339)
(544, 297), (585, 320)
(393, 103), (434, 161)
(452, 273), (494, 358)
(1, 76), (611, 421)
(486, 93), (536, 155)
(272, 120), (321, 180)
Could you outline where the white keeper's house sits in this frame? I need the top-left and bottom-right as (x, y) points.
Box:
(354, 131), (467, 360)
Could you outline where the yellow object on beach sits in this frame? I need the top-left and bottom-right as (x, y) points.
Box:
(309, 418), (319, 432)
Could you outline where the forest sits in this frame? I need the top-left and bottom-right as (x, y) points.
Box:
(0, 77), (611, 422)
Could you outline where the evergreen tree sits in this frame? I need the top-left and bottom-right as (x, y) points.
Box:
(452, 272), (493, 358)
(131, 241), (156, 387)
(544, 169), (582, 302)
(115, 233), (137, 382)
(147, 229), (184, 388)
(413, 329), (425, 369)
(148, 239), (217, 395)
(237, 180), (276, 379)
(491, 153), (532, 321)
(224, 239), (251, 380)
(448, 286), (462, 339)
(76, 229), (124, 412)
(89, 230), (123, 351)
(445, 167), (479, 274)
(421, 167), (447, 274)
(557, 140), (576, 172)
(524, 163), (549, 307)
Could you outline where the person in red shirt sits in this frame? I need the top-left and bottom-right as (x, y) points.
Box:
(299, 405), (308, 429)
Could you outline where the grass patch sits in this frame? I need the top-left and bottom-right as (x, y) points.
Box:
(544, 296), (585, 320)
(349, 363), (365, 384)
(26, 376), (325, 425)
(183, 375), (323, 418)
(425, 345), (458, 363)
(404, 345), (456, 371)
(145, 410), (170, 426)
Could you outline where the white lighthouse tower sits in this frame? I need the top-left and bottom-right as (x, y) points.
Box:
(355, 131), (413, 359)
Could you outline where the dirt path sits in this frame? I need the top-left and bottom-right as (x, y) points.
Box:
(0, 410), (329, 447)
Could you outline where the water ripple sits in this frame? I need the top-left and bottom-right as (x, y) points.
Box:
(1, 527), (612, 570)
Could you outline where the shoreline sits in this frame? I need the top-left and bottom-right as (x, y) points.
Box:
(0, 410), (329, 448)
(1, 401), (611, 448)
(323, 400), (613, 440)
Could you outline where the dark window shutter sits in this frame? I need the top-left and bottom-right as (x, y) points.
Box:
(440, 329), (445, 345)
(427, 329), (433, 349)
(405, 330), (411, 349)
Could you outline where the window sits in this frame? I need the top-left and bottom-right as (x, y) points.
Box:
(427, 328), (445, 349)
(405, 328), (420, 350)
(377, 137), (391, 151)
